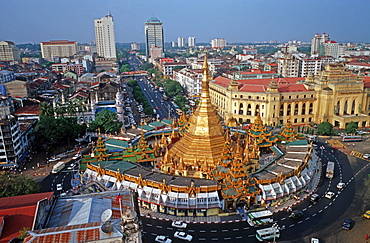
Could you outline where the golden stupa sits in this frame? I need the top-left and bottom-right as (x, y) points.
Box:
(161, 54), (225, 178)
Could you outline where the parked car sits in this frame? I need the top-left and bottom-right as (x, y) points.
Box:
(363, 154), (370, 159)
(155, 235), (172, 243)
(325, 191), (335, 199)
(72, 154), (80, 160)
(311, 238), (320, 243)
(174, 231), (192, 241)
(289, 210), (304, 219)
(363, 210), (370, 219)
(342, 219), (352, 230)
(171, 221), (187, 229)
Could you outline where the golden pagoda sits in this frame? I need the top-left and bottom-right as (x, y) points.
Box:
(162, 54), (225, 178)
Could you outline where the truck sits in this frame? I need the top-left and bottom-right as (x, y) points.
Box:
(52, 162), (65, 174)
(326, 161), (335, 179)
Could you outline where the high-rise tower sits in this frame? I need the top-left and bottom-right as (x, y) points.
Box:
(144, 17), (164, 57)
(94, 13), (117, 58)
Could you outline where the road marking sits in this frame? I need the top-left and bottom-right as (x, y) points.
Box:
(324, 206), (328, 209)
(312, 213), (317, 217)
(146, 224), (152, 227)
(319, 210), (323, 213)
(156, 226), (162, 228)
(248, 235), (254, 238)
(211, 230), (217, 233)
(281, 218), (286, 221)
(305, 217), (310, 220)
(308, 205), (312, 208)
(224, 238), (232, 240)
(298, 221), (303, 224)
(236, 236), (243, 239)
(151, 233), (157, 236)
(243, 227), (249, 230)
(211, 238), (218, 241)
(302, 208), (307, 211)
(329, 202), (332, 206)
(222, 229), (228, 232)
(199, 238), (206, 241)
(199, 230), (206, 233)
(188, 229), (194, 232)
(232, 228), (239, 231)
(289, 224), (294, 228)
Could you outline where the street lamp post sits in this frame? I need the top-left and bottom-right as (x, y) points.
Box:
(272, 223), (279, 243)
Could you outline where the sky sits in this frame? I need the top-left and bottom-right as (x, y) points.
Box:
(2, 0), (370, 44)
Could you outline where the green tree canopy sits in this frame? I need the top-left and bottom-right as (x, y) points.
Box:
(345, 121), (358, 134)
(164, 79), (183, 98)
(317, 122), (333, 135)
(141, 62), (154, 71)
(0, 172), (42, 198)
(88, 109), (122, 134)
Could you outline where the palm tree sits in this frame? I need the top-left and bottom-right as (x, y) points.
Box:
(75, 97), (88, 123)
(54, 102), (66, 117)
(39, 102), (54, 117)
(65, 100), (77, 117)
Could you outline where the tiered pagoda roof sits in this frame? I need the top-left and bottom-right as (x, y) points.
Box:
(248, 114), (278, 147)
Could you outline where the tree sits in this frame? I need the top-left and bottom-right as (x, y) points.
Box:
(164, 79), (183, 98)
(88, 109), (123, 134)
(0, 172), (42, 198)
(65, 100), (77, 116)
(141, 62), (153, 71)
(317, 122), (333, 135)
(39, 102), (54, 117)
(345, 121), (358, 134)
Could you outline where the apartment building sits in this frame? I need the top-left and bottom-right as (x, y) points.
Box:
(173, 68), (203, 98)
(0, 41), (20, 61)
(40, 40), (78, 60)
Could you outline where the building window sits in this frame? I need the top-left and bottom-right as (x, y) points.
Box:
(294, 118), (298, 123)
(302, 118), (305, 122)
(287, 104), (291, 116)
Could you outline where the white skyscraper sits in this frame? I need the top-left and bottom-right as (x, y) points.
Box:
(188, 37), (196, 47)
(145, 17), (164, 57)
(94, 13), (117, 58)
(177, 37), (185, 48)
(211, 38), (226, 48)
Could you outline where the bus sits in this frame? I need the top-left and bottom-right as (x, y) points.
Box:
(52, 162), (65, 174)
(326, 161), (335, 179)
(255, 227), (280, 242)
(342, 136), (363, 142)
(247, 210), (273, 227)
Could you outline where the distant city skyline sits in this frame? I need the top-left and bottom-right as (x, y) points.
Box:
(2, 0), (370, 44)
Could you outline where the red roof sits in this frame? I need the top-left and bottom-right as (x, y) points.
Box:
(14, 105), (41, 116)
(363, 76), (370, 88)
(0, 205), (37, 243)
(0, 192), (53, 210)
(212, 76), (307, 93)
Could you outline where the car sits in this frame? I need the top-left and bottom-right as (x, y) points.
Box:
(311, 238), (320, 243)
(56, 184), (63, 191)
(325, 191), (335, 199)
(363, 154), (370, 159)
(337, 182), (345, 189)
(67, 166), (72, 170)
(155, 235), (172, 243)
(173, 231), (192, 241)
(48, 156), (61, 162)
(289, 210), (304, 219)
(310, 193), (320, 203)
(364, 210), (370, 219)
(171, 221), (187, 228)
(342, 219), (352, 230)
(151, 100), (154, 103)
(72, 154), (80, 160)
(60, 192), (67, 197)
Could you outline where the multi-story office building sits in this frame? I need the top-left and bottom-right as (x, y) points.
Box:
(130, 43), (140, 52)
(279, 54), (323, 77)
(173, 68), (203, 98)
(324, 41), (342, 59)
(94, 13), (117, 59)
(311, 33), (329, 56)
(211, 38), (226, 49)
(0, 96), (22, 165)
(188, 37), (196, 47)
(299, 58), (322, 77)
(0, 41), (20, 61)
(145, 17), (164, 57)
(177, 37), (185, 48)
(40, 40), (78, 60)
(209, 63), (370, 129)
